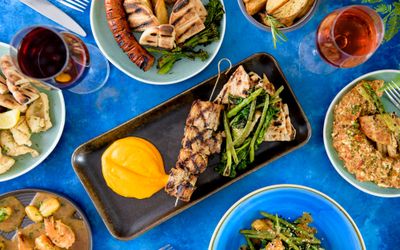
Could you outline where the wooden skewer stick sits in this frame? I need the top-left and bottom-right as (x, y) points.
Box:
(174, 58), (232, 207)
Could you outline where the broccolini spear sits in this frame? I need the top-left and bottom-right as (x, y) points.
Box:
(150, 0), (225, 74)
(147, 47), (208, 75)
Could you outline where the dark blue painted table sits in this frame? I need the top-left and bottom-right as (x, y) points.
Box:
(1, 0), (399, 249)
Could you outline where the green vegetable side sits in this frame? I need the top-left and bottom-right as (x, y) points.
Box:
(240, 212), (324, 250)
(216, 76), (283, 178)
(148, 0), (225, 74)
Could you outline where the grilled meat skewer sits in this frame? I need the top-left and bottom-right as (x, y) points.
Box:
(165, 100), (223, 202)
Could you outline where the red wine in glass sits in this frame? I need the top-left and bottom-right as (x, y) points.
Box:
(316, 5), (384, 68)
(12, 26), (90, 89)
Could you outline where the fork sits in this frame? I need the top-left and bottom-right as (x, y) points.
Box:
(384, 81), (400, 110)
(159, 244), (175, 250)
(57, 0), (89, 12)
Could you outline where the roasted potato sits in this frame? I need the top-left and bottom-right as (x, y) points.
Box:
(39, 198), (60, 217)
(152, 0), (168, 24)
(25, 205), (43, 222)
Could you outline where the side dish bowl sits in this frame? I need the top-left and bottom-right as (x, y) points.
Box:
(0, 42), (66, 182)
(209, 184), (365, 250)
(237, 0), (319, 32)
(323, 69), (400, 197)
(90, 0), (226, 85)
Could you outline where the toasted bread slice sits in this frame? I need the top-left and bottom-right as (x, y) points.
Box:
(273, 0), (309, 23)
(266, 0), (289, 14)
(139, 24), (176, 49)
(243, 0), (267, 16)
(124, 0), (159, 32)
(296, 0), (315, 19)
(170, 0), (206, 43)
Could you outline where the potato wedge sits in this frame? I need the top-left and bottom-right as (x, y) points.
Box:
(152, 0), (168, 24)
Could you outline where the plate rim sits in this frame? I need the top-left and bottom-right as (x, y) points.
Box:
(323, 69), (400, 198)
(208, 184), (366, 250)
(0, 42), (66, 182)
(90, 0), (227, 85)
(71, 52), (312, 240)
(0, 188), (93, 250)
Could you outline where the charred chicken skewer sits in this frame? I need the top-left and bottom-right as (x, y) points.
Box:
(165, 100), (224, 202)
(165, 59), (231, 204)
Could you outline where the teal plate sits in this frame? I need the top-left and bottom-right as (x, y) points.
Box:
(90, 0), (226, 85)
(0, 42), (66, 182)
(323, 70), (400, 197)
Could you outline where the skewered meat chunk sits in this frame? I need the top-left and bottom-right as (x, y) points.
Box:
(185, 100), (223, 131)
(177, 148), (208, 174)
(165, 168), (197, 202)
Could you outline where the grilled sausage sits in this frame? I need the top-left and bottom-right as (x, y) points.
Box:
(104, 0), (154, 71)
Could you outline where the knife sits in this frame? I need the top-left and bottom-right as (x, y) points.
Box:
(19, 0), (86, 37)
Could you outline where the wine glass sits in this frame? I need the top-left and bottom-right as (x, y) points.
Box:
(9, 25), (109, 94)
(299, 5), (384, 74)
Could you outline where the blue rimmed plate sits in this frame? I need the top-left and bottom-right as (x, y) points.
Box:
(324, 70), (400, 197)
(209, 184), (365, 250)
(0, 42), (66, 182)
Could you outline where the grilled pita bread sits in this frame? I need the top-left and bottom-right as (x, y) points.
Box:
(139, 24), (176, 49)
(124, 0), (160, 32)
(215, 66), (254, 104)
(264, 102), (296, 141)
(6, 78), (40, 105)
(0, 75), (8, 94)
(170, 0), (206, 43)
(0, 94), (27, 112)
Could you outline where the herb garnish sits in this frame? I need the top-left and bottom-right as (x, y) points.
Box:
(362, 0), (400, 42)
(264, 15), (288, 49)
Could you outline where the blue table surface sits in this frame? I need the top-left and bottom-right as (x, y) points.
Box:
(1, 0), (399, 249)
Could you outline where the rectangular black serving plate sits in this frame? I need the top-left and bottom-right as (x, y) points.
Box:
(71, 53), (311, 240)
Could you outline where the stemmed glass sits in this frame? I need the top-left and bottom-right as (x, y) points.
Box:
(9, 25), (109, 94)
(299, 5), (384, 74)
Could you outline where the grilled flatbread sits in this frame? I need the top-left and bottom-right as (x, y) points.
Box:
(6, 78), (40, 105)
(264, 103), (296, 141)
(139, 24), (176, 49)
(170, 0), (206, 43)
(124, 0), (160, 32)
(215, 66), (254, 104)
(0, 94), (27, 112)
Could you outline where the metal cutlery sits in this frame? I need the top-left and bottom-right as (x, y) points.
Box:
(19, 0), (86, 37)
(57, 0), (89, 12)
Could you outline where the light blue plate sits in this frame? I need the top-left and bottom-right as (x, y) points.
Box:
(209, 185), (365, 250)
(0, 42), (66, 182)
(323, 70), (400, 197)
(90, 0), (226, 85)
